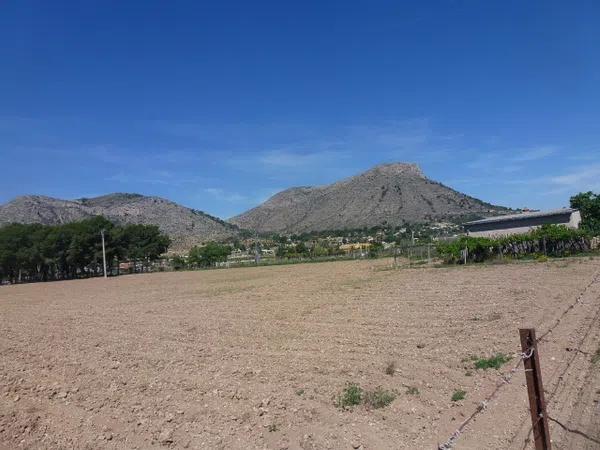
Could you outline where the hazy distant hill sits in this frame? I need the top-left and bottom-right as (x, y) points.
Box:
(230, 163), (510, 233)
(0, 193), (238, 251)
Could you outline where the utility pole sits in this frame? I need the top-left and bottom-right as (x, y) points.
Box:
(254, 233), (261, 265)
(101, 229), (107, 279)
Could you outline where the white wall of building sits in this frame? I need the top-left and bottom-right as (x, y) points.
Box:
(466, 211), (581, 238)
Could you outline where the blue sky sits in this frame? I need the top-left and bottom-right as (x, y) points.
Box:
(1, 1), (599, 219)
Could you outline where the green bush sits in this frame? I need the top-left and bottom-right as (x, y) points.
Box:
(451, 389), (466, 402)
(474, 354), (511, 370)
(336, 383), (362, 409)
(363, 387), (396, 409)
(437, 225), (590, 264)
(336, 384), (396, 410)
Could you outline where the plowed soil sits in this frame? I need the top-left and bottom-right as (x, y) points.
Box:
(1, 258), (599, 449)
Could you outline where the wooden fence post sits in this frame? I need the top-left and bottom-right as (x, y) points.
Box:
(519, 328), (552, 450)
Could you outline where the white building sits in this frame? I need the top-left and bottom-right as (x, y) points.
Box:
(464, 208), (581, 238)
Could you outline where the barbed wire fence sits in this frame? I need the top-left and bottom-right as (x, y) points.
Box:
(437, 270), (600, 450)
(518, 270), (600, 449)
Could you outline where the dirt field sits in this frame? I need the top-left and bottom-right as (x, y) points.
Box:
(1, 258), (600, 449)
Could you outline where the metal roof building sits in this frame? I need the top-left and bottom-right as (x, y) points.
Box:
(464, 208), (581, 238)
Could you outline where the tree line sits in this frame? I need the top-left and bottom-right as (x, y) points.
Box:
(0, 216), (170, 283)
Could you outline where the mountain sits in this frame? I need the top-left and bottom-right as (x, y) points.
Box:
(0, 193), (238, 251)
(230, 163), (510, 233)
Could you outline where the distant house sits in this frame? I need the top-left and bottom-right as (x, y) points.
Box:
(339, 243), (371, 253)
(464, 208), (581, 238)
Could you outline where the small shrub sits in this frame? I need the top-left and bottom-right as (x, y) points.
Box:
(536, 254), (549, 263)
(295, 388), (305, 396)
(592, 347), (600, 365)
(451, 390), (466, 402)
(363, 387), (396, 409)
(406, 386), (420, 395)
(487, 312), (502, 321)
(474, 354), (511, 370)
(385, 361), (396, 376)
(461, 355), (478, 363)
(268, 424), (277, 432)
(336, 383), (363, 409)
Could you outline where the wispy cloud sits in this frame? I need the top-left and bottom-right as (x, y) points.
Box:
(488, 164), (600, 196)
(106, 170), (207, 187)
(106, 171), (174, 186)
(258, 149), (349, 168)
(548, 164), (600, 192)
(465, 145), (557, 172)
(203, 188), (248, 203)
(511, 145), (557, 162)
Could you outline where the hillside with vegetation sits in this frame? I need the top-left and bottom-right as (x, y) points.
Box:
(230, 163), (511, 233)
(0, 193), (238, 251)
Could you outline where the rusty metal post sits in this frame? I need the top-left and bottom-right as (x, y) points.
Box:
(519, 328), (552, 450)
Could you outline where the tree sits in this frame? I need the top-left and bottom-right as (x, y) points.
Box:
(570, 191), (600, 235)
(295, 242), (308, 256)
(0, 224), (31, 282)
(117, 224), (171, 270)
(188, 242), (231, 268)
(369, 242), (384, 258)
(0, 216), (171, 283)
(171, 255), (187, 271)
(276, 245), (288, 258)
(312, 244), (329, 257)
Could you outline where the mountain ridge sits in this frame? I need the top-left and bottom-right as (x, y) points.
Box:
(1, 162), (512, 245)
(230, 162), (510, 233)
(0, 193), (238, 251)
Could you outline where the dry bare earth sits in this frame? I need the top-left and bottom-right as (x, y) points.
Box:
(1, 258), (599, 449)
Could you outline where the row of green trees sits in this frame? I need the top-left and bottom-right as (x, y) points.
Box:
(0, 216), (170, 283)
(436, 225), (590, 264)
(171, 240), (365, 271)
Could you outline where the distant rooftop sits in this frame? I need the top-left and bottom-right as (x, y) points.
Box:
(464, 208), (577, 226)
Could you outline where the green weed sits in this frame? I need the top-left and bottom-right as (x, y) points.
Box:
(363, 387), (396, 409)
(406, 386), (420, 395)
(336, 383), (363, 409)
(385, 361), (396, 376)
(451, 390), (466, 402)
(474, 353), (511, 370)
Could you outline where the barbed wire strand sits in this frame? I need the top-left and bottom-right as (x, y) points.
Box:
(547, 415), (600, 445)
(437, 349), (534, 450)
(536, 271), (600, 343)
(438, 268), (600, 450)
